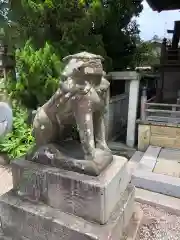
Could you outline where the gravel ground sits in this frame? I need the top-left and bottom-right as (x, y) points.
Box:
(136, 203), (180, 240)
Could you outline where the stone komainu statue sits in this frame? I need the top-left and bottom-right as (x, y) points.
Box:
(0, 102), (13, 137)
(27, 52), (113, 176)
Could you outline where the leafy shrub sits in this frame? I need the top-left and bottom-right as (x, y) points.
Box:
(0, 102), (35, 160)
(7, 40), (63, 109)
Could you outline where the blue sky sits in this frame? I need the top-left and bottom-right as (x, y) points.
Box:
(137, 0), (180, 40)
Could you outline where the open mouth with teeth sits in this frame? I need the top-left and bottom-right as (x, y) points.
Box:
(84, 66), (103, 75)
(78, 60), (103, 76)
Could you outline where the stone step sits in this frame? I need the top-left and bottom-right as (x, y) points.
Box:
(127, 151), (144, 175)
(11, 155), (131, 225)
(138, 145), (161, 171)
(131, 146), (180, 198)
(132, 169), (180, 198)
(0, 185), (135, 240)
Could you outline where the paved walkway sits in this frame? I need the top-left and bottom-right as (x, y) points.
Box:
(153, 148), (180, 177)
(0, 165), (12, 196)
(131, 146), (180, 198)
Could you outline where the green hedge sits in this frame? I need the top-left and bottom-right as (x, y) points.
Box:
(0, 102), (35, 160)
(7, 40), (63, 109)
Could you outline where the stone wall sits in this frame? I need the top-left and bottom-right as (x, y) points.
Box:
(138, 121), (180, 151)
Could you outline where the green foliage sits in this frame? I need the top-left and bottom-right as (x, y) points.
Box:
(6, 41), (62, 109)
(8, 0), (143, 71)
(8, 0), (106, 56)
(0, 102), (35, 160)
(0, 0), (8, 24)
(94, 0), (143, 70)
(0, 0), (144, 161)
(133, 35), (162, 67)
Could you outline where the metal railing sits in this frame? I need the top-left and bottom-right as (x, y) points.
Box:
(140, 88), (180, 123)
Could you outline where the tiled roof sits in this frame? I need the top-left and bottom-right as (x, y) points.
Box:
(147, 0), (180, 11)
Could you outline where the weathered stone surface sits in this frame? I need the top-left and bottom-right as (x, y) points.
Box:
(150, 125), (177, 137)
(27, 142), (113, 177)
(28, 51), (113, 175)
(152, 126), (180, 149)
(173, 138), (180, 148)
(150, 135), (175, 148)
(121, 204), (143, 240)
(158, 148), (180, 162)
(132, 169), (180, 198)
(0, 185), (135, 240)
(138, 123), (180, 149)
(154, 159), (180, 177)
(0, 101), (13, 137)
(138, 124), (150, 151)
(126, 151), (144, 175)
(139, 146), (161, 171)
(12, 155), (130, 224)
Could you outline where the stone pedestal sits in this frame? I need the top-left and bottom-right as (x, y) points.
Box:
(0, 156), (136, 240)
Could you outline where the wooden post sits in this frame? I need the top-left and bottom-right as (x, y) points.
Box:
(160, 38), (167, 65)
(176, 90), (180, 112)
(157, 38), (167, 102)
(141, 86), (147, 121)
(172, 21), (180, 49)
